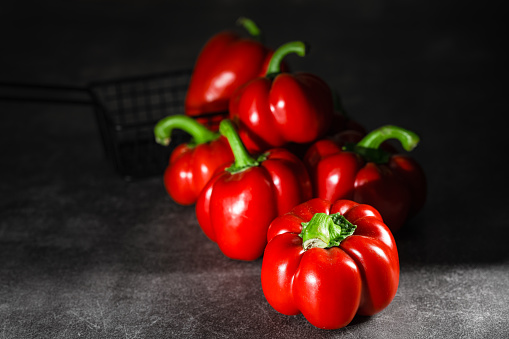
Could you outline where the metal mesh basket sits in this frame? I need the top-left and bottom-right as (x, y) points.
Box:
(90, 69), (192, 181)
(1, 69), (195, 181)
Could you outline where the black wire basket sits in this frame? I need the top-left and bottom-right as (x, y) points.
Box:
(90, 69), (193, 181)
(1, 69), (195, 181)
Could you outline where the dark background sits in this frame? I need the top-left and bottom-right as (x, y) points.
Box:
(1, 0), (507, 338)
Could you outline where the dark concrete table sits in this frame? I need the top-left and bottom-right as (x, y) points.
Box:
(1, 1), (507, 338)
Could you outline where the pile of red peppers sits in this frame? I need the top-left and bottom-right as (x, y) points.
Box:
(154, 18), (426, 330)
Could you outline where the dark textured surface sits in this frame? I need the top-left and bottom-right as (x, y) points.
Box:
(1, 1), (508, 338)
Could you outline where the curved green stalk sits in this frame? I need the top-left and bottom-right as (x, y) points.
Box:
(357, 125), (420, 151)
(266, 41), (307, 75)
(219, 119), (260, 173)
(236, 17), (262, 39)
(154, 115), (218, 146)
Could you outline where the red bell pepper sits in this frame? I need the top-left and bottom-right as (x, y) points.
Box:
(195, 119), (312, 261)
(304, 125), (426, 232)
(229, 41), (334, 153)
(185, 18), (279, 129)
(154, 115), (234, 205)
(261, 198), (399, 329)
(280, 95), (367, 160)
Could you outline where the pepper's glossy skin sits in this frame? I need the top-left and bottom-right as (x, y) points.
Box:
(304, 131), (426, 232)
(164, 137), (233, 205)
(185, 31), (275, 123)
(229, 72), (334, 153)
(261, 198), (399, 329)
(195, 148), (312, 261)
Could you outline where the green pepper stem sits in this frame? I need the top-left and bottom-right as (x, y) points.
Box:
(266, 41), (307, 75)
(154, 115), (218, 146)
(299, 212), (357, 250)
(357, 125), (420, 151)
(300, 213), (332, 250)
(219, 119), (259, 173)
(236, 17), (262, 39)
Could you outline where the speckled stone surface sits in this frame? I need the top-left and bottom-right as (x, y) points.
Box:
(1, 1), (508, 338)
